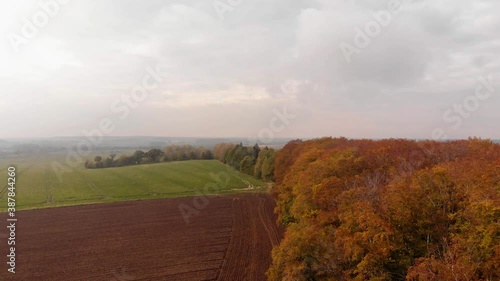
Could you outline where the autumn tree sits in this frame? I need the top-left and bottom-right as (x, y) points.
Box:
(268, 137), (500, 281)
(254, 147), (276, 181)
(213, 142), (236, 162)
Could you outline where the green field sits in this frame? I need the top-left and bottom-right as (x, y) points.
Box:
(0, 155), (265, 212)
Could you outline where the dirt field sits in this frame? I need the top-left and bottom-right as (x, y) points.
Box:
(0, 193), (282, 280)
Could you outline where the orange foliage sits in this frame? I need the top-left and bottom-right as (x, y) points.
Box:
(268, 138), (500, 281)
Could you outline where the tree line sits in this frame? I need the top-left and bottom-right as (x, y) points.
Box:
(84, 142), (276, 183)
(213, 142), (276, 181)
(267, 137), (500, 281)
(85, 145), (214, 169)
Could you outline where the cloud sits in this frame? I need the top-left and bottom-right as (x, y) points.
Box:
(0, 0), (499, 139)
(148, 84), (272, 108)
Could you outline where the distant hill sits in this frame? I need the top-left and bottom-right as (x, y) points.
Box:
(1, 136), (292, 154)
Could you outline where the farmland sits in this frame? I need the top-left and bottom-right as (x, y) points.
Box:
(0, 153), (280, 280)
(0, 154), (264, 212)
(0, 193), (282, 280)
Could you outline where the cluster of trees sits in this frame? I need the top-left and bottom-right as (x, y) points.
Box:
(162, 145), (213, 161)
(214, 143), (276, 181)
(85, 145), (213, 169)
(268, 137), (500, 281)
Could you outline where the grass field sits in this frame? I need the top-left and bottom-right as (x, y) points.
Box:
(0, 154), (265, 212)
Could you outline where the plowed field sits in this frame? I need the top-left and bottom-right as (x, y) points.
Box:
(0, 193), (282, 280)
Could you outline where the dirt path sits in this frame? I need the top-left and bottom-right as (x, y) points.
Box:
(0, 193), (282, 280)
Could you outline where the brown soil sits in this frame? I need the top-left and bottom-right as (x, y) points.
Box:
(0, 193), (282, 281)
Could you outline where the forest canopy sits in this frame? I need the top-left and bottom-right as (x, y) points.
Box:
(268, 137), (500, 281)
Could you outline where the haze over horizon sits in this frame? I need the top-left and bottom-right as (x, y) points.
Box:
(1, 0), (499, 139)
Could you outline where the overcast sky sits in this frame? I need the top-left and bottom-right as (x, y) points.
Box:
(1, 0), (499, 139)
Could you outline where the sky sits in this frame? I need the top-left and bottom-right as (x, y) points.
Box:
(0, 0), (499, 140)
